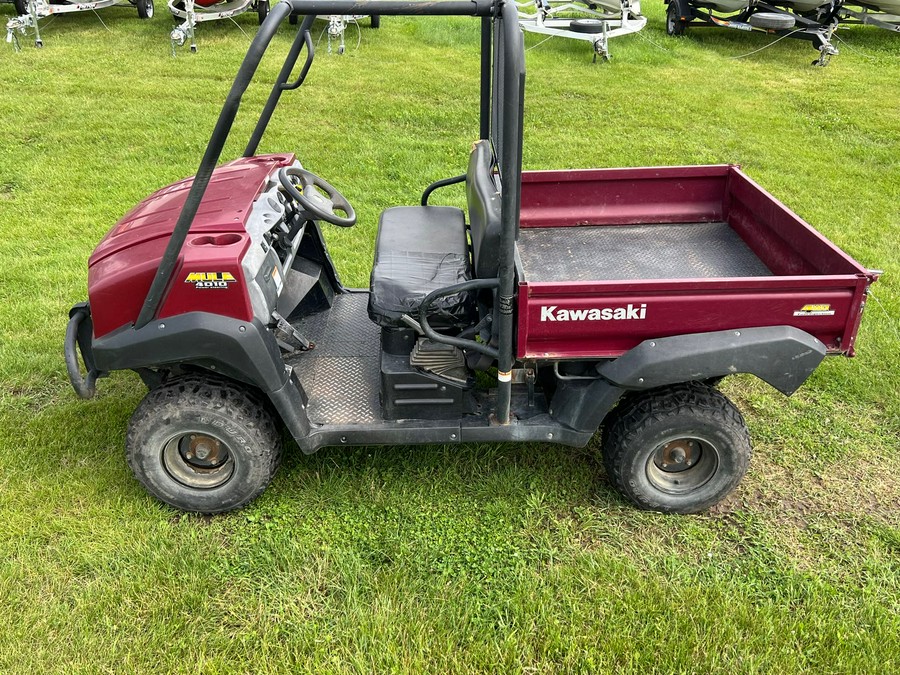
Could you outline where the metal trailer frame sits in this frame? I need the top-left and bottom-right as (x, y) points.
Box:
(292, 12), (379, 55)
(6, 0), (152, 50)
(838, 3), (900, 31)
(169, 0), (263, 53)
(516, 0), (646, 60)
(665, 0), (843, 65)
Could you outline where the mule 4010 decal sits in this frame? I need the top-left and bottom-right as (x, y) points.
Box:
(185, 272), (238, 289)
(793, 303), (836, 317)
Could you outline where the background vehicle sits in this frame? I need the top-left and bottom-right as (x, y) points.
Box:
(65, 0), (878, 514)
(664, 0), (842, 65)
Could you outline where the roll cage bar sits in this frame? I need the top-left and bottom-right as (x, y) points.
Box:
(134, 0), (526, 424)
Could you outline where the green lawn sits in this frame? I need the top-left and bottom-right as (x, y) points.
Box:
(0, 2), (898, 672)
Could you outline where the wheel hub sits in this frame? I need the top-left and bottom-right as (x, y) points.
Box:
(646, 437), (719, 494)
(162, 432), (235, 489)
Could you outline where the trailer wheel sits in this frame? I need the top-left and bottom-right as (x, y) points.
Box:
(136, 0), (153, 19)
(601, 382), (751, 514)
(126, 375), (282, 514)
(666, 1), (687, 36)
(747, 11), (796, 29)
(570, 18), (605, 33)
(257, 0), (268, 25)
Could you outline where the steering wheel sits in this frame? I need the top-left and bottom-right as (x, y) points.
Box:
(278, 167), (356, 228)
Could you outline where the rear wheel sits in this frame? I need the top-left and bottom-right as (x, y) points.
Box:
(601, 382), (751, 513)
(666, 1), (687, 36)
(136, 0), (153, 19)
(126, 375), (282, 513)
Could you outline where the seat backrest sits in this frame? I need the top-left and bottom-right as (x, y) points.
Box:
(466, 140), (502, 279)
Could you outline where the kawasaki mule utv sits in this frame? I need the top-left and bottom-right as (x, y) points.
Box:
(65, 0), (878, 513)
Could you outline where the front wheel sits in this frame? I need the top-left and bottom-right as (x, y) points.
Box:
(126, 375), (282, 513)
(257, 0), (268, 24)
(14, 0), (28, 15)
(370, 13), (380, 28)
(601, 382), (751, 514)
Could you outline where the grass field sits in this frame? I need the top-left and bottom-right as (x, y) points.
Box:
(0, 1), (898, 672)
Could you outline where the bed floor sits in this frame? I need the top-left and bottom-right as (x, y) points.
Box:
(516, 222), (773, 282)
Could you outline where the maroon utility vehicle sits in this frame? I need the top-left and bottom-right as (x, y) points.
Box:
(66, 0), (878, 514)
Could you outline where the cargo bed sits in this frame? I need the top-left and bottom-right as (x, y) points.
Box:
(515, 165), (876, 360)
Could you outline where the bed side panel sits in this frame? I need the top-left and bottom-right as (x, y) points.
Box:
(519, 166), (730, 228)
(726, 168), (867, 276)
(516, 278), (860, 359)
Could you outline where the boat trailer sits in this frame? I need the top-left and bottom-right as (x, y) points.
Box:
(6, 0), (152, 50)
(665, 0), (842, 65)
(516, 0), (646, 60)
(169, 0), (268, 53)
(287, 10), (381, 55)
(839, 0), (900, 32)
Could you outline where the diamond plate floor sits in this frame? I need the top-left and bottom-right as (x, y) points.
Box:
(517, 222), (772, 282)
(285, 292), (381, 425)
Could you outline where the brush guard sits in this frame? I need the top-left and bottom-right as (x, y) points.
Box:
(65, 303), (106, 399)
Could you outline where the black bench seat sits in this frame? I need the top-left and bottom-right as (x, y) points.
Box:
(367, 205), (473, 328)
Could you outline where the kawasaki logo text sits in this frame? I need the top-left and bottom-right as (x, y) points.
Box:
(540, 304), (647, 322)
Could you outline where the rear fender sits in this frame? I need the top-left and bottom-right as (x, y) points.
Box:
(599, 326), (826, 395)
(550, 326), (825, 433)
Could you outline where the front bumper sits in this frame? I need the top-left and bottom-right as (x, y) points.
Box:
(65, 302), (105, 399)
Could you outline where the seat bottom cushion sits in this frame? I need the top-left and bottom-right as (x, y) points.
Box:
(368, 206), (472, 328)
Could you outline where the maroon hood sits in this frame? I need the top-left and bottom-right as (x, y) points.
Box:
(89, 154), (295, 267)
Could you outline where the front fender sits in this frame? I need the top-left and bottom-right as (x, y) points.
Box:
(91, 311), (311, 445)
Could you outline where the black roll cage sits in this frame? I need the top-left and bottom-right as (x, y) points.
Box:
(133, 0), (526, 425)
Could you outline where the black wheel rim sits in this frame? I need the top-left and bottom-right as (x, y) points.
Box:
(162, 432), (235, 489)
(645, 436), (719, 495)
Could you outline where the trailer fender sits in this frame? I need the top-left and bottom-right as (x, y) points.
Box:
(91, 311), (310, 444)
(599, 326), (826, 396)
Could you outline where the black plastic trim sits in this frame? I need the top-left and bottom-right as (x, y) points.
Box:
(549, 378), (625, 434)
(92, 312), (312, 442)
(299, 415), (591, 453)
(599, 326), (826, 396)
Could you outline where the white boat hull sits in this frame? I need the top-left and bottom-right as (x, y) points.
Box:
(850, 0), (900, 13)
(703, 0), (750, 13)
